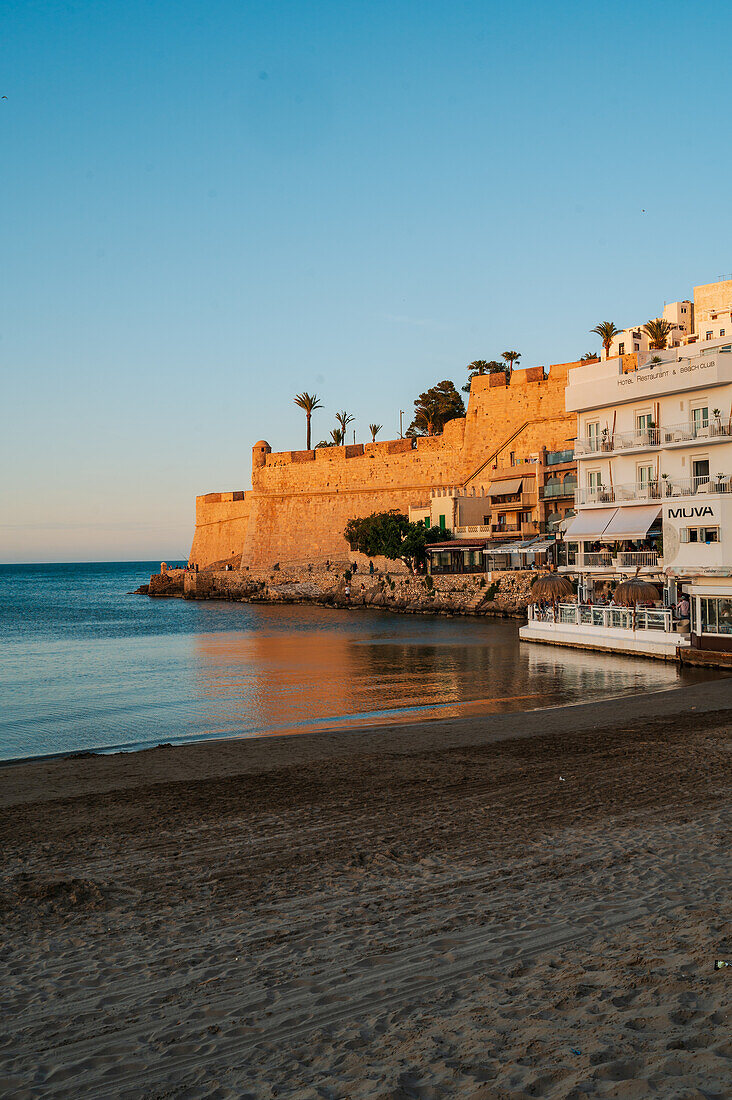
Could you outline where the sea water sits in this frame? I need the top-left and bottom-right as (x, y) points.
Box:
(0, 561), (711, 761)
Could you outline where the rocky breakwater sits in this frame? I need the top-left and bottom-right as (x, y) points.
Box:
(144, 562), (542, 618)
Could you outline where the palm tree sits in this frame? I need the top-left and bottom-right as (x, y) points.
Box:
(580, 351), (599, 361)
(590, 321), (619, 360)
(501, 350), (521, 376)
(335, 410), (354, 436)
(369, 423), (383, 442)
(294, 392), (323, 450)
(330, 428), (345, 446)
(642, 318), (674, 350)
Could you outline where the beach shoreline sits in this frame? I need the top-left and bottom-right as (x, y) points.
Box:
(2, 684), (730, 1098)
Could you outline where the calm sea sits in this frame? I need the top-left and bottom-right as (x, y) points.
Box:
(0, 561), (714, 761)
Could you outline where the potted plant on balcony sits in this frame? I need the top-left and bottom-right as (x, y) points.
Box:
(715, 471), (725, 490)
(661, 472), (671, 497)
(601, 427), (611, 452)
(713, 408), (722, 435)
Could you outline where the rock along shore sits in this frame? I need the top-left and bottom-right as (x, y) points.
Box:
(143, 563), (542, 618)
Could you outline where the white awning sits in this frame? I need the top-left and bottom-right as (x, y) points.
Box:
(562, 508), (618, 540)
(487, 478), (523, 496)
(600, 505), (662, 541)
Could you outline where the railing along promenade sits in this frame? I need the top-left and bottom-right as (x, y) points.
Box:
(528, 602), (674, 632)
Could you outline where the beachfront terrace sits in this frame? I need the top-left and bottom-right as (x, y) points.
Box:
(521, 601), (689, 659)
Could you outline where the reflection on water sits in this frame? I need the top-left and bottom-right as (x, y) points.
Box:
(0, 561), (724, 760)
(191, 614), (708, 738)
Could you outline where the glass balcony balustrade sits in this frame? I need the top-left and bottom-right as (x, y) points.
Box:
(575, 475), (732, 505)
(575, 418), (732, 456)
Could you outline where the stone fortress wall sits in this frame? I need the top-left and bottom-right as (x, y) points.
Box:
(189, 361), (578, 570)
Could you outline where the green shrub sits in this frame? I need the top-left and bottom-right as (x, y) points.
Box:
(424, 574), (434, 590)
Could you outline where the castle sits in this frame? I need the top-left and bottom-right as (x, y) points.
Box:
(189, 360), (581, 571)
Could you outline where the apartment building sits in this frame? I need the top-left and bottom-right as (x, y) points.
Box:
(411, 447), (576, 574)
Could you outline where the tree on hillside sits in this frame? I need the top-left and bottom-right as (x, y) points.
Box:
(501, 350), (521, 376)
(590, 321), (619, 359)
(642, 318), (674, 350)
(294, 392), (322, 450)
(406, 381), (465, 437)
(330, 428), (345, 445)
(369, 423), (383, 442)
(344, 511), (446, 572)
(462, 360), (506, 393)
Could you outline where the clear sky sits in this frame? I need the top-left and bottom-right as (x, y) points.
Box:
(2, 0), (731, 562)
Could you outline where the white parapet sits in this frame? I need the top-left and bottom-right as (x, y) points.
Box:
(519, 618), (688, 661)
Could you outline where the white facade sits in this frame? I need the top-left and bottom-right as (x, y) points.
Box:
(562, 336), (732, 650)
(606, 301), (692, 359)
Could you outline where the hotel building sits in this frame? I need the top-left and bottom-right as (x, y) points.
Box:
(521, 334), (732, 658)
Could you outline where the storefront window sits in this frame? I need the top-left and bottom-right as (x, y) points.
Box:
(699, 597), (732, 634)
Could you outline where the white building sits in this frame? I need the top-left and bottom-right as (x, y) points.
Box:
(607, 301), (692, 359)
(521, 335), (732, 659)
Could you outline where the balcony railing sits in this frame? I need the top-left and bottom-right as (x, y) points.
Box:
(453, 524), (492, 537)
(529, 603), (674, 633)
(575, 419), (732, 456)
(576, 475), (732, 505)
(540, 482), (576, 499)
(617, 551), (659, 568)
(581, 552), (614, 568)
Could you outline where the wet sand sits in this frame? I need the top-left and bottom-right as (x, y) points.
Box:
(1, 680), (731, 1098)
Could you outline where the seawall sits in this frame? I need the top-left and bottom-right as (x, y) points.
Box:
(147, 564), (539, 618)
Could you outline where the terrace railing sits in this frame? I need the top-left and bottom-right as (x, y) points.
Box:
(529, 603), (674, 632)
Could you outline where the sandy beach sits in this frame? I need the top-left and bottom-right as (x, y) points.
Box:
(1, 680), (730, 1099)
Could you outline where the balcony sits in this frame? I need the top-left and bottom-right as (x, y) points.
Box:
(617, 551), (659, 568)
(453, 524), (492, 537)
(575, 419), (732, 456)
(581, 552), (614, 568)
(540, 482), (576, 499)
(575, 476), (732, 506)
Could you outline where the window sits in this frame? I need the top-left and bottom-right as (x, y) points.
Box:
(483, 514), (490, 526)
(520, 511), (532, 524)
(509, 451), (515, 465)
(699, 596), (732, 635)
(586, 421), (600, 450)
(692, 458), (710, 485)
(634, 343), (640, 352)
(618, 342), (625, 355)
(681, 527), (719, 543)
(588, 470), (602, 498)
(706, 331), (713, 340)
(438, 514), (446, 531)
(721, 329), (726, 337)
(636, 412), (653, 434)
(637, 465), (654, 491)
(692, 406), (709, 432)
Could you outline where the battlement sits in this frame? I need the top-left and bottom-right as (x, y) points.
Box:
(191, 358), (580, 569)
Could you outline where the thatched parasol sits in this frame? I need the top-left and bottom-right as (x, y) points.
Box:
(612, 578), (660, 606)
(531, 574), (574, 601)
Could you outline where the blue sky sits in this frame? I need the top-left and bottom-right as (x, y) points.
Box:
(2, 0), (731, 561)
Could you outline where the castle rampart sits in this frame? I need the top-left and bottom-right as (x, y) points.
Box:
(189, 361), (577, 569)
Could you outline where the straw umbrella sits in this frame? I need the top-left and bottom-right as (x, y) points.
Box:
(531, 573), (574, 620)
(612, 577), (660, 629)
